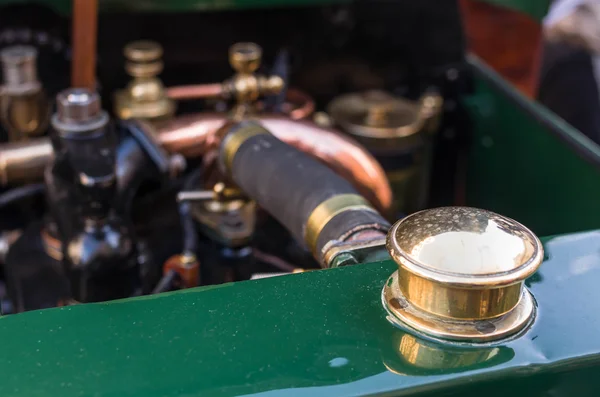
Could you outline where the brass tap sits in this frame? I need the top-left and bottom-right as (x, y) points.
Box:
(114, 40), (175, 124)
(0, 46), (50, 141)
(222, 43), (284, 118)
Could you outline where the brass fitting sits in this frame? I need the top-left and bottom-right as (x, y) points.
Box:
(383, 207), (543, 342)
(0, 46), (50, 141)
(178, 182), (256, 247)
(114, 40), (175, 124)
(222, 43), (284, 117)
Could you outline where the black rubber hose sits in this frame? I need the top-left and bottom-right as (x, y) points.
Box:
(180, 167), (202, 255)
(220, 121), (389, 263)
(0, 183), (44, 209)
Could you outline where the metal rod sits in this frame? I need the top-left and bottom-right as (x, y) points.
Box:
(71, 0), (98, 89)
(176, 190), (214, 202)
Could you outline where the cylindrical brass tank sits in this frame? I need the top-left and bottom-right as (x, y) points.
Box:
(328, 90), (442, 216)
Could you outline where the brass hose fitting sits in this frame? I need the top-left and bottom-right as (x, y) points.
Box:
(114, 40), (175, 124)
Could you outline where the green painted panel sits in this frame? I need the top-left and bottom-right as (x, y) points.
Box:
(465, 56), (600, 237)
(1, 230), (600, 396)
(0, 0), (348, 14)
(478, 0), (550, 21)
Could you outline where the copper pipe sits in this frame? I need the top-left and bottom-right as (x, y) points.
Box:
(166, 83), (224, 101)
(0, 114), (393, 213)
(157, 113), (392, 213)
(71, 0), (98, 89)
(166, 83), (315, 120)
(283, 88), (315, 120)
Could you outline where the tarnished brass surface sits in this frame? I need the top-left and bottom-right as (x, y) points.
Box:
(305, 194), (375, 255)
(328, 90), (442, 214)
(328, 90), (443, 150)
(220, 123), (270, 173)
(383, 207), (543, 342)
(114, 41), (175, 123)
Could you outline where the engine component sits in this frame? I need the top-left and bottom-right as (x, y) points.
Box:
(114, 40), (175, 124)
(47, 88), (138, 303)
(166, 42), (284, 118)
(162, 253), (199, 290)
(0, 45), (49, 141)
(0, 114), (393, 213)
(328, 90), (443, 216)
(383, 206), (543, 342)
(179, 182), (256, 247)
(219, 121), (390, 265)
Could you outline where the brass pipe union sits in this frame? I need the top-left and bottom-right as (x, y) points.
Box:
(383, 207), (543, 342)
(304, 194), (375, 255)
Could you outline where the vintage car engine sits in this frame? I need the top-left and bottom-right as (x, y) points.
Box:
(0, 0), (459, 313)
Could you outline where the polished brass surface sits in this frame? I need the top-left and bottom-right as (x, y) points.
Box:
(114, 41), (175, 123)
(305, 194), (375, 255)
(383, 270), (535, 342)
(223, 43), (284, 115)
(220, 123), (270, 172)
(229, 43), (262, 74)
(383, 206), (543, 342)
(0, 46), (49, 141)
(0, 138), (53, 185)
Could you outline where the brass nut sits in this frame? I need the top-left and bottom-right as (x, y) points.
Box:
(382, 207), (543, 342)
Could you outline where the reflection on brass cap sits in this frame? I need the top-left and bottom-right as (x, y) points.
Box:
(382, 207), (543, 342)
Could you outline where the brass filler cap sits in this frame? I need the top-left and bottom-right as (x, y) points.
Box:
(383, 207), (543, 342)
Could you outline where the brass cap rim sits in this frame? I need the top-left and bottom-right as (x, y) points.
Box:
(382, 270), (536, 342)
(386, 207), (544, 289)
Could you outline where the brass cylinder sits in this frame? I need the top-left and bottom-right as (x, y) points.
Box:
(0, 138), (53, 185)
(328, 90), (442, 216)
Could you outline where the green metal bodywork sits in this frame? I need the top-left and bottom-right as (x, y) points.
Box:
(0, 0), (549, 19)
(1, 230), (600, 396)
(465, 57), (600, 236)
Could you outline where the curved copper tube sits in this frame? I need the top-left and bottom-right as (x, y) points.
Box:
(157, 113), (393, 213)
